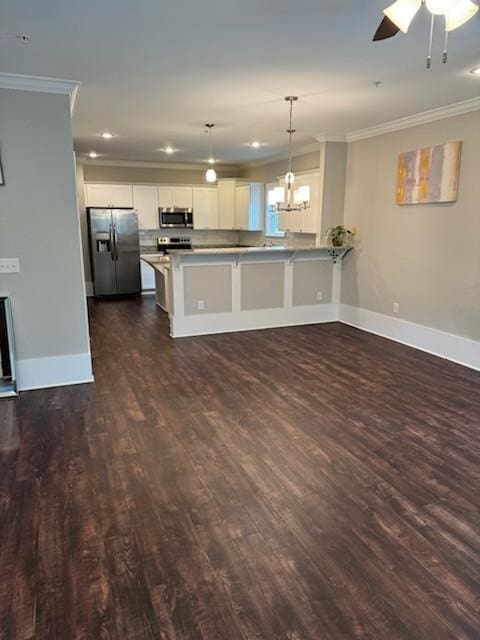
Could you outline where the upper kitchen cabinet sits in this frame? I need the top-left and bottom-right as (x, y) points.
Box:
(174, 187), (193, 209)
(193, 187), (219, 230)
(132, 185), (159, 230)
(85, 183), (134, 208)
(157, 186), (193, 209)
(234, 182), (264, 231)
(217, 180), (235, 230)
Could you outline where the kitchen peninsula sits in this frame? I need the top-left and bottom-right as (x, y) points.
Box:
(142, 245), (351, 338)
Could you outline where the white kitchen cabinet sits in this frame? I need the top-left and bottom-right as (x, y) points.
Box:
(157, 186), (193, 209)
(217, 180), (236, 230)
(157, 186), (174, 208)
(234, 185), (249, 230)
(278, 172), (321, 234)
(133, 185), (159, 229)
(85, 183), (133, 208)
(173, 187), (193, 209)
(140, 260), (156, 291)
(193, 187), (219, 230)
(234, 182), (264, 231)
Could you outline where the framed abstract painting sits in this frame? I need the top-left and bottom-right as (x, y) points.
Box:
(396, 141), (462, 205)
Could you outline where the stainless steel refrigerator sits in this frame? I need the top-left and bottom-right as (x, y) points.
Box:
(87, 208), (141, 296)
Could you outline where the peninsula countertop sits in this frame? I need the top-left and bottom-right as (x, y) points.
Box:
(161, 244), (349, 257)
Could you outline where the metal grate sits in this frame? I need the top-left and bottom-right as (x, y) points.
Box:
(0, 297), (17, 398)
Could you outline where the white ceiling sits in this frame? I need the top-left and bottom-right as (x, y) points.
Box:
(1, 0), (479, 165)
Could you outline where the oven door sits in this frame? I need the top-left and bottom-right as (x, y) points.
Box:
(160, 210), (188, 228)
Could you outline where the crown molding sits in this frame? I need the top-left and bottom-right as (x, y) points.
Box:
(0, 72), (80, 113)
(246, 142), (322, 168)
(347, 97), (480, 143)
(314, 134), (347, 143)
(80, 158), (240, 171)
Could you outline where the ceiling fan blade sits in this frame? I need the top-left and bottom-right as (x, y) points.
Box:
(373, 16), (401, 41)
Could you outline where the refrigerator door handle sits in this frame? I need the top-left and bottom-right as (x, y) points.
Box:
(109, 224), (115, 261)
(113, 224), (119, 261)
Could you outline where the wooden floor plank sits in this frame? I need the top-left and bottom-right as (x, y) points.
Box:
(0, 297), (479, 639)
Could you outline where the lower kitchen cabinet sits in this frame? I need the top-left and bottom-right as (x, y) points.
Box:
(140, 261), (156, 291)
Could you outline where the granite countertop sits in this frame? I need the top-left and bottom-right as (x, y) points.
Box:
(141, 254), (170, 266)
(169, 244), (347, 256)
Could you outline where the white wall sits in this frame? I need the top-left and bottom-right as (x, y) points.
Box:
(0, 89), (92, 390)
(341, 109), (480, 351)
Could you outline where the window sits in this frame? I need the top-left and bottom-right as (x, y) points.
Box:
(264, 182), (286, 238)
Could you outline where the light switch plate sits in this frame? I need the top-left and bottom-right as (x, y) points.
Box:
(0, 259), (20, 274)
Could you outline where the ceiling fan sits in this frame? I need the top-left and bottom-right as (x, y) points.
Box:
(0, 33), (30, 44)
(373, 0), (479, 67)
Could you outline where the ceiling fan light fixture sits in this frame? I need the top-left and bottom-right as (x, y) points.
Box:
(384, 0), (422, 33)
(425, 0), (459, 14)
(444, 0), (479, 30)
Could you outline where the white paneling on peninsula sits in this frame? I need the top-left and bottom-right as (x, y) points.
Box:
(84, 180), (265, 233)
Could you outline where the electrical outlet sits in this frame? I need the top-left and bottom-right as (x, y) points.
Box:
(393, 302), (399, 314)
(0, 258), (20, 274)
(197, 300), (205, 311)
(316, 291), (323, 302)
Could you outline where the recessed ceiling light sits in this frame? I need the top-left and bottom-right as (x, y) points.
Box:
(163, 145), (176, 154)
(470, 66), (480, 76)
(88, 151), (98, 159)
(251, 141), (261, 149)
(100, 131), (114, 139)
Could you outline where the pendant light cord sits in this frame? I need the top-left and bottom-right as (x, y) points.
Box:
(288, 98), (293, 175)
(427, 13), (434, 69)
(443, 21), (448, 64)
(205, 124), (214, 160)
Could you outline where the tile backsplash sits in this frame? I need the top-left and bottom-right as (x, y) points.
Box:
(140, 228), (252, 247)
(139, 228), (317, 249)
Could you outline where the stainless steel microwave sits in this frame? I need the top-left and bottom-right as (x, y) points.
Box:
(159, 207), (193, 229)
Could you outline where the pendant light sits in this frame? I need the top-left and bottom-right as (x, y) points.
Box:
(204, 124), (217, 183)
(268, 97), (310, 214)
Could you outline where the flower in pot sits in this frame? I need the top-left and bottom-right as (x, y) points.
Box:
(327, 225), (357, 247)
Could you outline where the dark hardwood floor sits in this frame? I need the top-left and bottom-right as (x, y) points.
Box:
(1, 297), (479, 639)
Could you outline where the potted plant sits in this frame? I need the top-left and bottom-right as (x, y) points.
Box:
(326, 225), (357, 247)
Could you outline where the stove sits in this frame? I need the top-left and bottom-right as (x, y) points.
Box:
(157, 237), (192, 254)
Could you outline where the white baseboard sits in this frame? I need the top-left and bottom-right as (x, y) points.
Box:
(171, 304), (337, 338)
(17, 352), (94, 391)
(85, 281), (94, 297)
(339, 304), (480, 372)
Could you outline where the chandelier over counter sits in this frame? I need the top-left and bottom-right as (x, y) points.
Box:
(268, 97), (311, 214)
(373, 0), (479, 67)
(204, 123), (217, 183)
